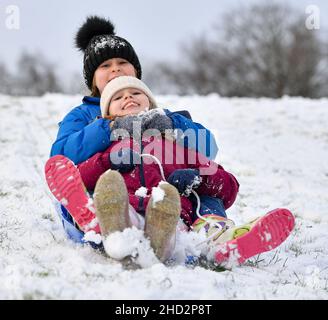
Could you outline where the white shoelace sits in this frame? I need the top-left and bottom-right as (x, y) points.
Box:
(140, 153), (224, 247)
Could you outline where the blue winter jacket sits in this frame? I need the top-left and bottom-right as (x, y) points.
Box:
(50, 96), (218, 164)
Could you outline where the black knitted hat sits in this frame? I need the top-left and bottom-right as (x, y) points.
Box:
(75, 16), (142, 90)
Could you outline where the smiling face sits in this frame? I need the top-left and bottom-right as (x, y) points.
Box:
(94, 58), (137, 95)
(108, 88), (150, 117)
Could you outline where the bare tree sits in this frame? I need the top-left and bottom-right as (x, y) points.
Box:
(13, 51), (62, 96)
(153, 3), (327, 98)
(1, 52), (92, 97)
(66, 71), (88, 95)
(0, 62), (13, 95)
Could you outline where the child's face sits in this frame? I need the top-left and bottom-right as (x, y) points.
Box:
(108, 88), (150, 117)
(95, 58), (136, 94)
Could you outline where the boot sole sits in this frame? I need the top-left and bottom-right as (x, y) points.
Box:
(214, 208), (295, 265)
(45, 155), (97, 232)
(93, 170), (130, 237)
(145, 183), (181, 262)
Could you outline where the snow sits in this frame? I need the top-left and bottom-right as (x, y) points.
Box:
(135, 186), (148, 198)
(184, 175), (202, 196)
(59, 198), (68, 206)
(0, 93), (328, 299)
(92, 36), (127, 54)
(86, 217), (98, 229)
(103, 227), (160, 267)
(150, 184), (166, 207)
(86, 198), (96, 214)
(82, 230), (102, 245)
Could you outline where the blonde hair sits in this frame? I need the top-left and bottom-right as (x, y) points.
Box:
(91, 77), (100, 97)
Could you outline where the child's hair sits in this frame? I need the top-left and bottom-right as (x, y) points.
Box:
(91, 77), (100, 97)
(100, 76), (157, 118)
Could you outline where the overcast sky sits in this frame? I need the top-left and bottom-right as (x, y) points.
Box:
(1, 0), (327, 76)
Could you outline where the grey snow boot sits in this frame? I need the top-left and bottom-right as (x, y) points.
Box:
(144, 182), (181, 262)
(93, 170), (130, 238)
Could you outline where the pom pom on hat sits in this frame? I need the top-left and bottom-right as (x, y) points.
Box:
(75, 16), (115, 52)
(100, 76), (157, 117)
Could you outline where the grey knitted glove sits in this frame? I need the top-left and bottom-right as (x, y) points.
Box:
(111, 115), (142, 140)
(140, 109), (173, 134)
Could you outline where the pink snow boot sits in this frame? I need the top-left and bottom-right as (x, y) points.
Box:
(45, 155), (100, 233)
(213, 208), (295, 266)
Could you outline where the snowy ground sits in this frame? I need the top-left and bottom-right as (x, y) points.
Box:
(0, 93), (327, 300)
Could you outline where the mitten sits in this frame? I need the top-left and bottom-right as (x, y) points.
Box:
(109, 148), (141, 173)
(167, 169), (202, 196)
(141, 109), (173, 134)
(111, 115), (142, 139)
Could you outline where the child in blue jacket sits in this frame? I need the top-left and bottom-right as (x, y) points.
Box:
(49, 16), (225, 245)
(51, 16), (218, 165)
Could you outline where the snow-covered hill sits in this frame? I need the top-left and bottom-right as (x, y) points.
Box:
(0, 93), (327, 299)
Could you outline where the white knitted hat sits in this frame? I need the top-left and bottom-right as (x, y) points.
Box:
(100, 76), (157, 117)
